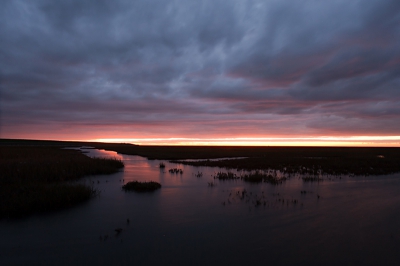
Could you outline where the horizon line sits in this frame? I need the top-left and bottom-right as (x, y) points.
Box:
(90, 136), (400, 147)
(2, 136), (400, 147)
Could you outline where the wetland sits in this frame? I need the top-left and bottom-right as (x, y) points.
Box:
(1, 140), (400, 265)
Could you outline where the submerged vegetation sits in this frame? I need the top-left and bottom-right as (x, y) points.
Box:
(77, 142), (400, 177)
(168, 168), (183, 174)
(213, 171), (286, 184)
(214, 172), (238, 180)
(195, 171), (203, 178)
(122, 181), (161, 192)
(170, 148), (400, 177)
(241, 171), (286, 184)
(0, 145), (124, 218)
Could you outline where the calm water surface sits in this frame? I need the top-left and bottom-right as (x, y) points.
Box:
(1, 148), (400, 265)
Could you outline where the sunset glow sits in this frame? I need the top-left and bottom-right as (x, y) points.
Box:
(92, 136), (400, 147)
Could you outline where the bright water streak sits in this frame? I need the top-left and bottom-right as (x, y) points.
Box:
(1, 148), (400, 265)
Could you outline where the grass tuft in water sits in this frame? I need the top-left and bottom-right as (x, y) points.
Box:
(213, 172), (238, 180)
(241, 171), (286, 184)
(122, 181), (161, 192)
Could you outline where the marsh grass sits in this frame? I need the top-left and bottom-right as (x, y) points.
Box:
(241, 171), (286, 185)
(214, 171), (286, 184)
(168, 168), (183, 174)
(0, 183), (96, 218)
(4, 139), (400, 177)
(122, 181), (161, 192)
(213, 172), (239, 180)
(169, 148), (400, 177)
(0, 146), (124, 218)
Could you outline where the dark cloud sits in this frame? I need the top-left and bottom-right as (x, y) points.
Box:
(1, 0), (400, 142)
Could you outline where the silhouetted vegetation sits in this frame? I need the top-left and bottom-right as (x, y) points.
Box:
(195, 171), (203, 178)
(168, 168), (183, 174)
(169, 148), (400, 177)
(3, 139), (400, 177)
(220, 188), (301, 209)
(213, 172), (239, 180)
(213, 171), (286, 184)
(1, 183), (96, 218)
(241, 171), (286, 185)
(0, 145), (124, 218)
(80, 142), (400, 177)
(122, 181), (161, 192)
(208, 181), (216, 187)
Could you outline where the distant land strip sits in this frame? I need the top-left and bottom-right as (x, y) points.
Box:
(2, 138), (400, 176)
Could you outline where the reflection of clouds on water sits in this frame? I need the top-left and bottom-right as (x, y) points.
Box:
(3, 148), (400, 265)
(80, 147), (124, 160)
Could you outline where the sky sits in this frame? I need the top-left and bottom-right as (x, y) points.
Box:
(1, 0), (400, 146)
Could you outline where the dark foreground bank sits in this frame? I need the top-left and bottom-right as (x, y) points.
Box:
(0, 145), (124, 218)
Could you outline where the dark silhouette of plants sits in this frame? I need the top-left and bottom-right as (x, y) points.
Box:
(122, 181), (161, 192)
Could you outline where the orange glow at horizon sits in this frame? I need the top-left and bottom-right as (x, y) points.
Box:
(90, 136), (400, 147)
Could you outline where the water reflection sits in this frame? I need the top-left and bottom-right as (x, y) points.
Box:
(1, 148), (400, 265)
(81, 147), (124, 160)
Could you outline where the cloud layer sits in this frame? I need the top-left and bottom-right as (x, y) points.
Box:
(1, 0), (400, 143)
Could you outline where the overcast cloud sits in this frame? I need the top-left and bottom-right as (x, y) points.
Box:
(1, 0), (400, 142)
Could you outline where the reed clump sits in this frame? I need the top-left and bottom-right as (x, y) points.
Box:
(168, 168), (183, 174)
(213, 172), (238, 180)
(241, 171), (286, 184)
(195, 171), (203, 178)
(212, 170), (286, 185)
(0, 146), (124, 218)
(122, 181), (161, 192)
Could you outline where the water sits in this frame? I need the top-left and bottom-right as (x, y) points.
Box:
(1, 148), (400, 265)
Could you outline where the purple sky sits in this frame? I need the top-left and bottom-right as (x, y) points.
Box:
(1, 0), (400, 145)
